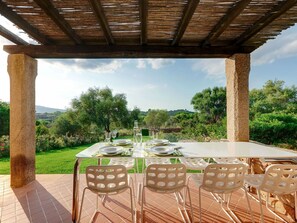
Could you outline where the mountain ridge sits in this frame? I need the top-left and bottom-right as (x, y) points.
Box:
(36, 105), (66, 113)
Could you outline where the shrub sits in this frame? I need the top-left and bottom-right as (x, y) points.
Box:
(250, 113), (297, 145)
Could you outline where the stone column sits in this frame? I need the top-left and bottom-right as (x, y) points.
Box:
(8, 54), (37, 188)
(225, 54), (250, 142)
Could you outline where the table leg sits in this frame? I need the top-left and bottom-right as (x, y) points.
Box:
(294, 192), (297, 220)
(72, 159), (81, 223)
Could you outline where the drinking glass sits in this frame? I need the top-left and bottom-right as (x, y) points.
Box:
(111, 130), (117, 140)
(105, 131), (111, 143)
(135, 132), (142, 148)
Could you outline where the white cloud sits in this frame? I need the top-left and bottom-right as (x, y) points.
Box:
(252, 25), (297, 65)
(136, 59), (175, 70)
(137, 59), (146, 69)
(191, 59), (225, 81)
(42, 59), (127, 74)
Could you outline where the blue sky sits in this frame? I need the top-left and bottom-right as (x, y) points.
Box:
(0, 21), (297, 111)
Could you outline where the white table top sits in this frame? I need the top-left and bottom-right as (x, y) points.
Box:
(76, 141), (297, 159)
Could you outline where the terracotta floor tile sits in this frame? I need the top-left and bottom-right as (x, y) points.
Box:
(0, 174), (294, 223)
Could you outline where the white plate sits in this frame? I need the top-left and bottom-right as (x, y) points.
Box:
(148, 139), (169, 146)
(100, 146), (123, 155)
(150, 146), (174, 155)
(113, 139), (132, 146)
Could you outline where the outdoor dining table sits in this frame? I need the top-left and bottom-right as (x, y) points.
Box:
(72, 141), (297, 222)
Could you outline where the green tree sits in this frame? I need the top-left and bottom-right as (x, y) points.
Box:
(0, 101), (9, 136)
(36, 120), (50, 136)
(250, 80), (297, 119)
(51, 110), (81, 136)
(71, 87), (129, 132)
(144, 109), (169, 130)
(191, 87), (226, 124)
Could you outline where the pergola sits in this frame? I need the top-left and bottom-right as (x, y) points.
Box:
(1, 0), (297, 188)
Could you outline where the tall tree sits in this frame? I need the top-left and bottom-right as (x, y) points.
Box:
(191, 87), (226, 124)
(144, 109), (169, 130)
(0, 101), (9, 136)
(71, 87), (129, 132)
(250, 80), (297, 118)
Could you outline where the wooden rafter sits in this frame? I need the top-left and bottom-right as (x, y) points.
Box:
(202, 0), (252, 46)
(88, 0), (114, 45)
(139, 0), (148, 45)
(0, 1), (52, 44)
(33, 0), (82, 45)
(234, 0), (297, 46)
(0, 25), (28, 45)
(172, 0), (200, 46)
(3, 45), (254, 59)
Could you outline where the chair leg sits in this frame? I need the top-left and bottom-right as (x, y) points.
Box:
(129, 187), (135, 223)
(141, 187), (146, 223)
(257, 189), (264, 223)
(199, 187), (202, 223)
(244, 187), (254, 223)
(265, 192), (288, 223)
(78, 188), (87, 223)
(186, 186), (194, 223)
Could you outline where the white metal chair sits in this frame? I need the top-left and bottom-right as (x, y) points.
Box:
(78, 165), (135, 223)
(140, 163), (194, 223)
(192, 163), (254, 223)
(108, 157), (137, 172)
(213, 157), (244, 164)
(145, 157), (171, 166)
(245, 164), (297, 223)
(179, 157), (209, 171)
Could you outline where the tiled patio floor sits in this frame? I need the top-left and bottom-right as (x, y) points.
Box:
(0, 174), (292, 223)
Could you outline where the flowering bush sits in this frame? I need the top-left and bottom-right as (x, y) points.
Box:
(0, 134), (100, 157)
(0, 135), (10, 158)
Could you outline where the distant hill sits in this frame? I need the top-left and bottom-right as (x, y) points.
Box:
(36, 105), (65, 113)
(140, 109), (193, 116)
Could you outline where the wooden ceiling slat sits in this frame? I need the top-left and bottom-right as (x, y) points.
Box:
(171, 0), (200, 46)
(0, 1), (52, 44)
(234, 0), (297, 46)
(88, 0), (114, 45)
(139, 0), (148, 45)
(201, 0), (252, 46)
(3, 44), (254, 59)
(0, 25), (28, 45)
(33, 0), (82, 45)
(1, 1), (297, 58)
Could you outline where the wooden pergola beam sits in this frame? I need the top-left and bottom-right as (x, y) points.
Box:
(234, 0), (297, 46)
(88, 0), (114, 45)
(0, 1), (52, 44)
(3, 44), (254, 59)
(33, 0), (82, 45)
(202, 0), (252, 46)
(139, 0), (148, 45)
(172, 0), (200, 46)
(0, 25), (29, 45)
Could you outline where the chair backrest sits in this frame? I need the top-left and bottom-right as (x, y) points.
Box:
(260, 164), (297, 195)
(86, 165), (129, 194)
(145, 164), (187, 193)
(202, 163), (247, 194)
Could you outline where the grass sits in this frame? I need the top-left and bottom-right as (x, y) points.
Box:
(0, 136), (152, 174)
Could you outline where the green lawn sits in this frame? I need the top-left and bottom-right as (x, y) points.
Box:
(0, 142), (147, 174)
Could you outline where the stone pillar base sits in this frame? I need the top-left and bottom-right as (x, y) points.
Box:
(8, 54), (37, 188)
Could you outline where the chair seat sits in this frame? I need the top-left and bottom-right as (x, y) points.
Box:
(179, 157), (209, 170)
(145, 158), (171, 166)
(108, 158), (135, 170)
(213, 157), (243, 164)
(244, 174), (264, 188)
